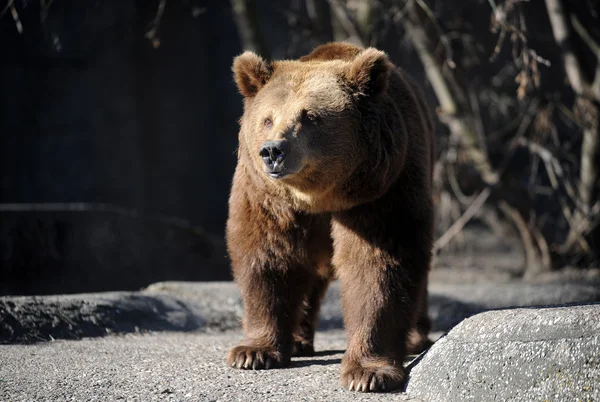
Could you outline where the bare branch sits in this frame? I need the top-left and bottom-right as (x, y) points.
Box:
(446, 161), (475, 205)
(515, 137), (592, 253)
(531, 223), (552, 274)
(414, 0), (456, 68)
(570, 13), (600, 59)
(2, 0), (24, 34)
(144, 0), (166, 48)
(402, 3), (500, 185)
(0, 0), (14, 18)
(327, 0), (365, 46)
(570, 13), (600, 101)
(434, 187), (491, 253)
(570, 13), (600, 100)
(593, 64), (600, 101)
(498, 200), (539, 276)
(402, 14), (456, 116)
(544, 0), (587, 95)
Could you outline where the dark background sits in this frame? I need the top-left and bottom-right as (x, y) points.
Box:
(1, 0), (598, 295)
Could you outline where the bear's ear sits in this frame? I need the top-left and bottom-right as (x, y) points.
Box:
(232, 51), (273, 98)
(346, 48), (390, 98)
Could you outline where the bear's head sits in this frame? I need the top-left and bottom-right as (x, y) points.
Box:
(232, 44), (393, 211)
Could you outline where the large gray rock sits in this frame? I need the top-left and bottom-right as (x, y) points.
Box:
(0, 283), (244, 344)
(405, 303), (600, 401)
(2, 280), (600, 344)
(428, 281), (600, 331)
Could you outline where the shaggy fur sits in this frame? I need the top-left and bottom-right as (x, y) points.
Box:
(226, 42), (434, 393)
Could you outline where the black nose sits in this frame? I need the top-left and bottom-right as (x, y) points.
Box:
(259, 140), (290, 168)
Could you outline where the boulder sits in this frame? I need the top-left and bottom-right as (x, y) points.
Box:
(405, 303), (600, 401)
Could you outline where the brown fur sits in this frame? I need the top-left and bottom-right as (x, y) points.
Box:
(225, 42), (434, 392)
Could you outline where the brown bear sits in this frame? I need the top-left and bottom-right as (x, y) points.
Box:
(225, 42), (434, 393)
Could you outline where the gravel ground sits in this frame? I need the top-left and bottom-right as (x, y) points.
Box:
(2, 273), (599, 401)
(0, 330), (424, 402)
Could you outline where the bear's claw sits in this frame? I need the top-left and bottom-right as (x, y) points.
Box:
(341, 359), (405, 393)
(226, 345), (288, 370)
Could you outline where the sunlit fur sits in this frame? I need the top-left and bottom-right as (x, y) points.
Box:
(226, 42), (435, 393)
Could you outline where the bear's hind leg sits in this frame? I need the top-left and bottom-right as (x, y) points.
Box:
(292, 269), (332, 357)
(406, 275), (434, 356)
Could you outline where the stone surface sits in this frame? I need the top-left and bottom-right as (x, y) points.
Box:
(0, 292), (206, 344)
(0, 283), (245, 344)
(3, 280), (600, 344)
(427, 280), (600, 331)
(405, 303), (600, 401)
(1, 282), (600, 400)
(0, 331), (420, 402)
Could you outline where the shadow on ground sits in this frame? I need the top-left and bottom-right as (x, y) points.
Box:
(2, 279), (600, 344)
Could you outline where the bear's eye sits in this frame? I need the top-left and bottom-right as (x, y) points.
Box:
(305, 111), (318, 124)
(264, 118), (273, 128)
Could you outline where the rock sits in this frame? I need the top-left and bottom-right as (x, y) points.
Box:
(2, 280), (600, 344)
(428, 281), (600, 331)
(405, 303), (600, 401)
(0, 292), (206, 343)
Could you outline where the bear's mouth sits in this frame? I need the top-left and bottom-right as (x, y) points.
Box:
(268, 171), (287, 179)
(264, 162), (289, 179)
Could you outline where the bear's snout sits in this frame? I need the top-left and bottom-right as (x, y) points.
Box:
(259, 140), (290, 178)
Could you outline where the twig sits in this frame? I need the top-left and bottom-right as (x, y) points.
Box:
(327, 0), (365, 46)
(403, 3), (499, 185)
(414, 0), (455, 68)
(544, 0), (599, 258)
(469, 88), (488, 156)
(446, 161), (475, 205)
(570, 13), (600, 58)
(514, 137), (584, 210)
(0, 0), (13, 18)
(530, 222), (552, 273)
(571, 12), (600, 99)
(556, 101), (585, 129)
(10, 2), (22, 34)
(434, 187), (491, 253)
(515, 138), (591, 252)
(545, 0), (586, 96)
(145, 0), (166, 48)
(570, 13), (600, 100)
(495, 97), (540, 176)
(390, 0), (415, 23)
(489, 23), (507, 62)
(498, 200), (539, 276)
(402, 12), (456, 116)
(435, 98), (539, 255)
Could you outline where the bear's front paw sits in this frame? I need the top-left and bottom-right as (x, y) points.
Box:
(341, 357), (405, 392)
(227, 345), (289, 370)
